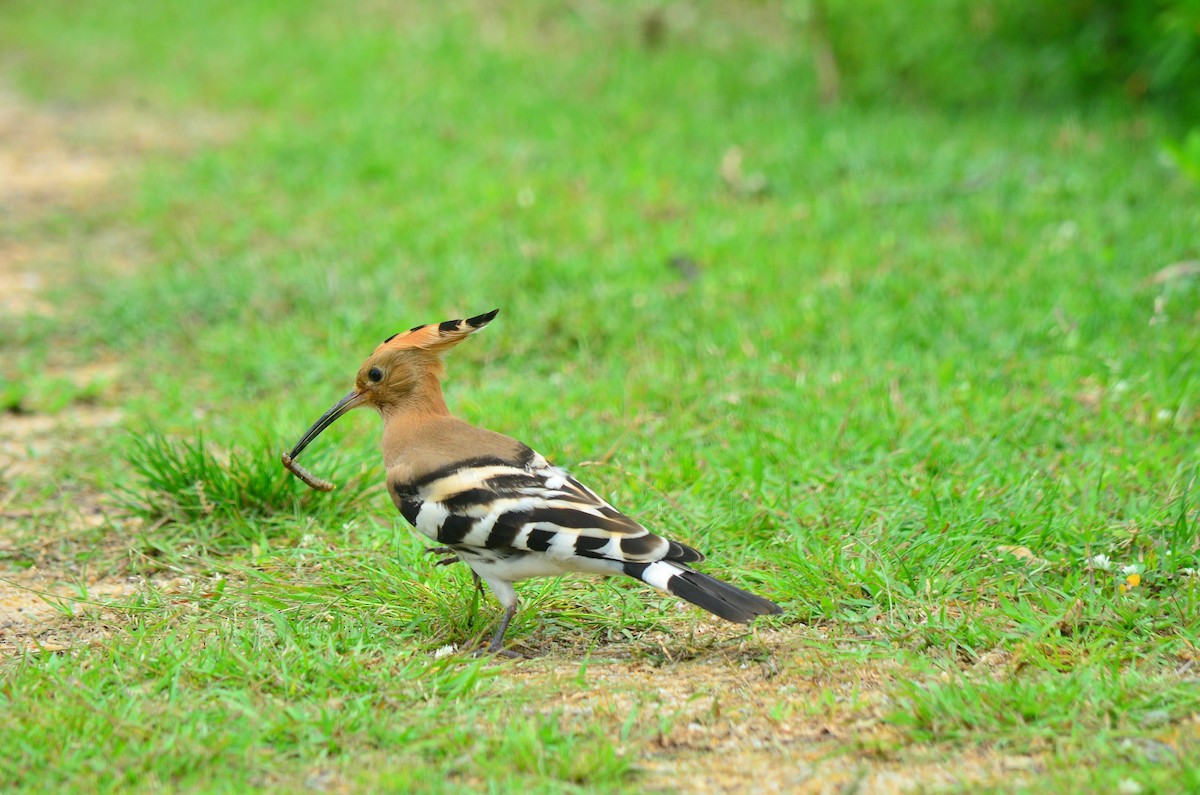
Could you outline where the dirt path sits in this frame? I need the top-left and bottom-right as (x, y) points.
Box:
(0, 84), (165, 655)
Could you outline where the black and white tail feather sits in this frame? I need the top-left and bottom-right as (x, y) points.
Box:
(622, 561), (782, 624)
(391, 447), (782, 651)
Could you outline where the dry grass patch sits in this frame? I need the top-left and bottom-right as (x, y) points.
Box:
(0, 565), (138, 656)
(497, 627), (1048, 793)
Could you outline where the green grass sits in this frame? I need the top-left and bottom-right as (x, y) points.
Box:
(1, 1), (1199, 792)
(118, 433), (379, 551)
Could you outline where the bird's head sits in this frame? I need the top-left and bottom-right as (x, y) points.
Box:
(285, 309), (498, 463)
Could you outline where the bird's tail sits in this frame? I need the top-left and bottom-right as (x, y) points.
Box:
(622, 560), (782, 624)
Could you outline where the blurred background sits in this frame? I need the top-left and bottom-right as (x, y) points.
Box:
(1, 0), (1198, 555)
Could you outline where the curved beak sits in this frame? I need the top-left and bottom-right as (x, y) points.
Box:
(286, 390), (367, 459)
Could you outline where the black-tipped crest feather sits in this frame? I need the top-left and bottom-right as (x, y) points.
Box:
(467, 308), (500, 327)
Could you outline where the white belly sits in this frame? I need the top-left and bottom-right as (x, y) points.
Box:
(458, 549), (623, 583)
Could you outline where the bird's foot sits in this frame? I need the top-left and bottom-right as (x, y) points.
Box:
(469, 604), (521, 659)
(471, 645), (522, 660)
(466, 616), (523, 660)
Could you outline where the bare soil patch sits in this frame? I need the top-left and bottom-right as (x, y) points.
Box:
(0, 405), (124, 479)
(504, 627), (1039, 793)
(0, 565), (137, 655)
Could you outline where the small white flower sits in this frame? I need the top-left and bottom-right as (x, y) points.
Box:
(433, 644), (458, 659)
(1089, 554), (1113, 571)
(1121, 564), (1142, 576)
(1118, 778), (1143, 795)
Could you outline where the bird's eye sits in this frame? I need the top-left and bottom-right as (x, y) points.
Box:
(368, 367), (384, 383)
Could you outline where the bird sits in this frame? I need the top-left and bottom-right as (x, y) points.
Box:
(283, 309), (782, 655)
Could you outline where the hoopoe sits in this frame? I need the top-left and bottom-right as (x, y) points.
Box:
(284, 309), (782, 655)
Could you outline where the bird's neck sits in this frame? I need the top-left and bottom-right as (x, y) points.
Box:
(382, 371), (451, 421)
(378, 382), (469, 475)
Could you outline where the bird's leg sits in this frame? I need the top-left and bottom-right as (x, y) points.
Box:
(462, 571), (519, 658)
(481, 603), (520, 659)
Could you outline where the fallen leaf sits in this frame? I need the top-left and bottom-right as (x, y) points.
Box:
(997, 545), (1050, 567)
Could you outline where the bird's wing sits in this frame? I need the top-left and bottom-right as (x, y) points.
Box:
(394, 451), (703, 564)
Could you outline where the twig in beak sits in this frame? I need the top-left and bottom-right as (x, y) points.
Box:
(281, 452), (335, 492)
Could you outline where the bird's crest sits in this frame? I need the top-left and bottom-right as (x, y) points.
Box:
(375, 309), (499, 355)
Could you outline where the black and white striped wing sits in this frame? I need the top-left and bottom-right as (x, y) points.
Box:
(393, 452), (703, 565)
